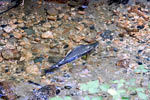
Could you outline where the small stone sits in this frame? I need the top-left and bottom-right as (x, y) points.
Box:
(48, 56), (62, 63)
(0, 81), (17, 100)
(24, 29), (35, 35)
(41, 31), (54, 39)
(78, 11), (85, 15)
(116, 59), (129, 68)
(1, 24), (7, 28)
(89, 25), (95, 30)
(31, 44), (49, 55)
(2, 49), (20, 60)
(100, 30), (113, 40)
(2, 33), (9, 38)
(33, 85), (56, 99)
(47, 16), (57, 21)
(21, 49), (33, 61)
(0, 55), (3, 62)
(75, 24), (84, 31)
(34, 57), (44, 63)
(137, 25), (144, 29)
(63, 15), (69, 20)
(3, 26), (14, 33)
(26, 64), (40, 75)
(45, 8), (58, 16)
(64, 86), (72, 90)
(13, 32), (22, 39)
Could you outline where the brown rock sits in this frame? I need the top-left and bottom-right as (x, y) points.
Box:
(20, 49), (33, 61)
(47, 16), (57, 21)
(41, 31), (54, 39)
(78, 11), (85, 15)
(26, 64), (40, 75)
(13, 32), (23, 39)
(116, 59), (130, 68)
(0, 54), (3, 62)
(0, 81), (17, 100)
(28, 85), (56, 99)
(1, 49), (20, 60)
(75, 24), (84, 31)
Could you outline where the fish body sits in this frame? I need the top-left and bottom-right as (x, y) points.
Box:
(44, 41), (99, 74)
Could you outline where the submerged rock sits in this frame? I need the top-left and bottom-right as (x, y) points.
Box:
(0, 81), (17, 100)
(28, 85), (56, 100)
(1, 49), (20, 60)
(41, 31), (54, 39)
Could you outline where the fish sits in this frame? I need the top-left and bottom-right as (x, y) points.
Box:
(44, 41), (99, 74)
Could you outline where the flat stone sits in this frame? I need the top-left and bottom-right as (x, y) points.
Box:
(41, 31), (54, 39)
(2, 49), (20, 60)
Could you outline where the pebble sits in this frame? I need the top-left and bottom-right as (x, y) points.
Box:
(0, 55), (3, 62)
(78, 11), (85, 15)
(34, 57), (44, 63)
(20, 49), (32, 61)
(64, 86), (72, 90)
(100, 30), (113, 40)
(31, 44), (49, 55)
(47, 16), (57, 21)
(116, 59), (129, 68)
(3, 26), (14, 33)
(45, 7), (58, 16)
(13, 32), (22, 39)
(0, 81), (17, 100)
(89, 25), (95, 30)
(41, 31), (54, 39)
(75, 24), (84, 31)
(1, 24), (7, 28)
(137, 25), (144, 29)
(24, 29), (35, 35)
(32, 85), (56, 99)
(26, 64), (40, 75)
(1, 49), (20, 60)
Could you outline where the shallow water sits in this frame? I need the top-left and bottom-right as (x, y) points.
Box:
(0, 0), (150, 100)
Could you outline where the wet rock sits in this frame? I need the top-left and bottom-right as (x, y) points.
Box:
(45, 7), (58, 16)
(15, 67), (24, 74)
(100, 30), (113, 40)
(20, 49), (33, 61)
(29, 85), (56, 100)
(41, 31), (54, 39)
(48, 56), (62, 63)
(13, 32), (23, 39)
(3, 26), (14, 33)
(24, 29), (35, 35)
(89, 25), (95, 30)
(1, 49), (20, 60)
(47, 16), (57, 21)
(56, 89), (60, 95)
(31, 44), (49, 55)
(137, 25), (144, 29)
(0, 55), (3, 62)
(116, 59), (130, 68)
(75, 24), (84, 31)
(78, 11), (85, 15)
(1, 24), (7, 28)
(34, 57), (44, 63)
(64, 86), (72, 90)
(26, 64), (40, 75)
(0, 81), (17, 100)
